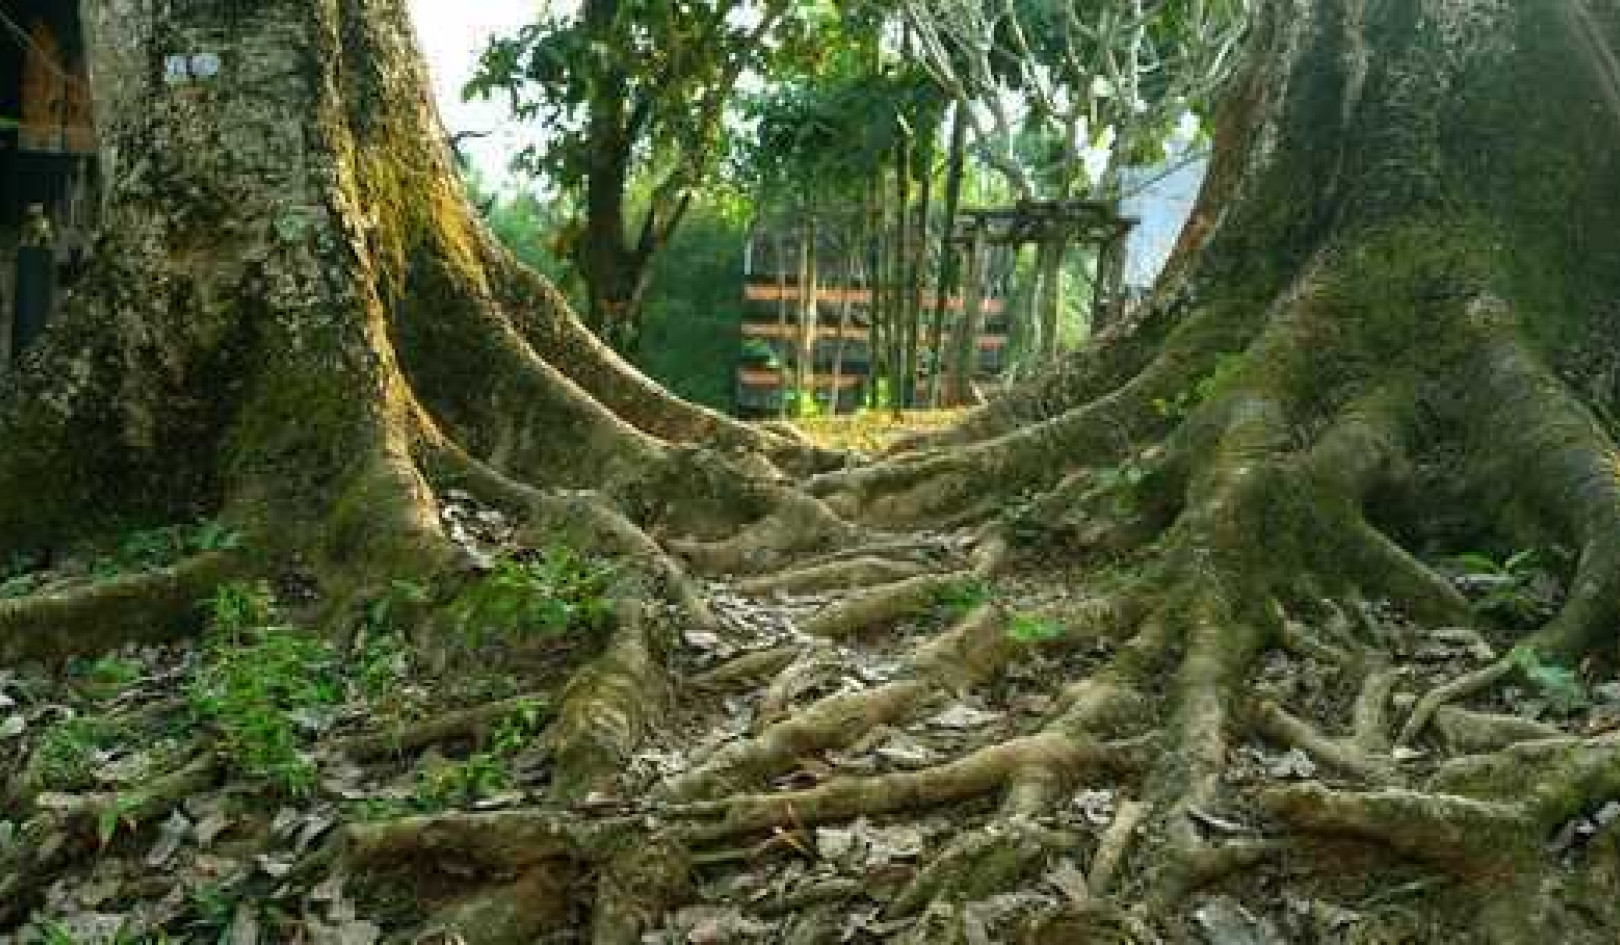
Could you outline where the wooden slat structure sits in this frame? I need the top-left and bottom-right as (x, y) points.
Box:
(948, 200), (1138, 367)
(1, 2), (101, 374)
(17, 17), (95, 155)
(736, 219), (1014, 417)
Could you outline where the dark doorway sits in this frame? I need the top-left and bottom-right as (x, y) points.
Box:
(0, 0), (97, 368)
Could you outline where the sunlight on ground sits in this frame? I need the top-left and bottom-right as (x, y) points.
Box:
(791, 409), (971, 454)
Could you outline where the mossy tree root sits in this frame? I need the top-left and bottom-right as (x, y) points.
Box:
(0, 552), (246, 665)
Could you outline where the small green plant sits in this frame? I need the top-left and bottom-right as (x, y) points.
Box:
(934, 578), (992, 617)
(189, 520), (244, 552)
(85, 520), (245, 581)
(1152, 353), (1246, 420)
(740, 338), (782, 370)
(355, 630), (412, 700)
(37, 716), (128, 790)
(1510, 645), (1589, 714)
(69, 655), (144, 702)
(1445, 548), (1560, 626)
(416, 751), (513, 808)
(204, 580), (277, 636)
(413, 702), (547, 810)
(189, 882), (239, 931)
(94, 793), (145, 848)
(447, 548), (614, 648)
(346, 797), (418, 822)
(364, 578), (431, 633)
(189, 626), (341, 795)
(1095, 457), (1151, 515)
(1007, 613), (1066, 644)
(0, 571), (40, 599)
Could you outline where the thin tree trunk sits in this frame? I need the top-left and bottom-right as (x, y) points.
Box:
(829, 238), (855, 415)
(926, 102), (970, 407)
(795, 214), (818, 416)
(1037, 237), (1065, 363)
(948, 226), (987, 407)
(775, 226), (791, 418)
(894, 148), (913, 411)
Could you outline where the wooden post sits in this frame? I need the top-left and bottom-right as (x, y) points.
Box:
(794, 214), (817, 416)
(829, 237), (856, 415)
(1092, 225), (1129, 332)
(949, 225), (987, 406)
(1037, 232), (1064, 364)
(774, 225), (791, 418)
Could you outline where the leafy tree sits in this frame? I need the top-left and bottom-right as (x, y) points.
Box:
(468, 0), (834, 350)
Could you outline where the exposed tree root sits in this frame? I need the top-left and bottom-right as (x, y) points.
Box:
(546, 600), (672, 801)
(665, 605), (1016, 801)
(798, 572), (978, 639)
(0, 552), (244, 665)
(0, 753), (222, 925)
(327, 692), (555, 762)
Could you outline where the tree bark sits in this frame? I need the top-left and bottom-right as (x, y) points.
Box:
(806, 3), (1620, 930)
(0, 0), (826, 596)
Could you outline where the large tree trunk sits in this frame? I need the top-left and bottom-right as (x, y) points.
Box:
(0, 0), (834, 643)
(797, 2), (1620, 937)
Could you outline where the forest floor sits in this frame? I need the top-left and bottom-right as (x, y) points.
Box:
(0, 422), (1613, 944)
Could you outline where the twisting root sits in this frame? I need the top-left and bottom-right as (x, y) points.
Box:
(734, 556), (928, 596)
(1432, 706), (1563, 755)
(1088, 798), (1150, 897)
(1261, 784), (1531, 870)
(680, 733), (1134, 844)
(0, 753), (222, 924)
(0, 552), (242, 664)
(1255, 701), (1394, 783)
(1398, 658), (1515, 746)
(547, 600), (671, 800)
(326, 692), (554, 762)
(798, 572), (977, 639)
(667, 487), (857, 575)
(665, 605), (1016, 801)
(1254, 665), (1401, 783)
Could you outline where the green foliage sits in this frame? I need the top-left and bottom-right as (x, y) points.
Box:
(469, 0), (834, 192)
(204, 580), (278, 636)
(37, 917), (151, 945)
(89, 520), (244, 581)
(447, 548), (614, 649)
(37, 716), (128, 790)
(1444, 548), (1560, 627)
(69, 655), (143, 702)
(783, 386), (827, 419)
(1510, 646), (1590, 715)
(416, 752), (513, 809)
(355, 630), (413, 701)
(94, 794), (144, 849)
(464, 172), (576, 288)
(414, 702), (548, 810)
(634, 202), (751, 409)
(188, 622), (341, 796)
(935, 579), (992, 617)
(1095, 456), (1152, 515)
(1153, 353), (1246, 420)
(362, 578), (431, 635)
(1007, 613), (1066, 644)
(744, 61), (946, 204)
(1, 551), (43, 598)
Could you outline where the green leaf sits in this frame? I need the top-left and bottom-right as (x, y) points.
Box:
(1007, 614), (1065, 644)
